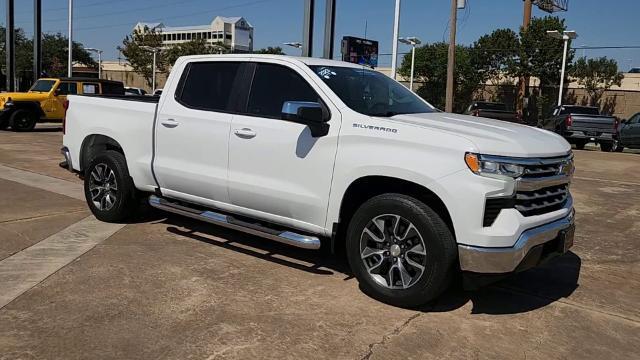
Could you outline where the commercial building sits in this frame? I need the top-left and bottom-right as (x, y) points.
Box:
(134, 16), (253, 52)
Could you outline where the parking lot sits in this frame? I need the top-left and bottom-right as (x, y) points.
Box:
(0, 126), (638, 359)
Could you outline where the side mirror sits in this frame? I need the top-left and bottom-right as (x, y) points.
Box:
(281, 101), (330, 137)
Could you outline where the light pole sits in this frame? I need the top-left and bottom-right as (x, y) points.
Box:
(140, 46), (159, 93)
(547, 30), (578, 106)
(85, 48), (103, 78)
(390, 0), (401, 80)
(398, 37), (421, 91)
(67, 0), (73, 77)
(284, 42), (303, 55)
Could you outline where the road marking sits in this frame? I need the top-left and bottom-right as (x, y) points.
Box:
(574, 176), (640, 187)
(0, 164), (83, 201)
(0, 216), (124, 309)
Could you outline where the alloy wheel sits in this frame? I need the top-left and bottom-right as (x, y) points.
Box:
(89, 163), (118, 211)
(360, 214), (427, 289)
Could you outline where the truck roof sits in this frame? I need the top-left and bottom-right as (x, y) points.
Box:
(177, 54), (367, 69)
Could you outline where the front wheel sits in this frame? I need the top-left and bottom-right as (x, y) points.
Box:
(10, 109), (37, 131)
(84, 150), (138, 222)
(346, 194), (457, 308)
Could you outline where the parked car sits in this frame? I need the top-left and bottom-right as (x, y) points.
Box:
(613, 113), (640, 151)
(153, 88), (163, 96)
(465, 101), (523, 124)
(61, 55), (575, 307)
(0, 77), (124, 131)
(124, 87), (147, 96)
(540, 105), (617, 151)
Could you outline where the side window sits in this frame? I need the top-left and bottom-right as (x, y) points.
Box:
(57, 82), (77, 95)
(82, 83), (99, 94)
(247, 63), (320, 118)
(630, 114), (640, 124)
(178, 62), (241, 111)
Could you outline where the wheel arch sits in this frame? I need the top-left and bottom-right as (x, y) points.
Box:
(9, 101), (45, 118)
(79, 134), (126, 172)
(333, 175), (455, 251)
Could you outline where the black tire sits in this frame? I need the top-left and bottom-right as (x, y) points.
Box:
(84, 150), (138, 222)
(574, 140), (586, 150)
(346, 193), (456, 308)
(9, 109), (37, 131)
(600, 142), (613, 152)
(612, 139), (624, 153)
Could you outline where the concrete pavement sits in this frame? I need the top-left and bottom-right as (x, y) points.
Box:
(0, 128), (638, 359)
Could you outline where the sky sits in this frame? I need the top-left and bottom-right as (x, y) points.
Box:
(2, 0), (639, 70)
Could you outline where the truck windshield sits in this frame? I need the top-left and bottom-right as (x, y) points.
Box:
(30, 80), (56, 93)
(309, 65), (435, 117)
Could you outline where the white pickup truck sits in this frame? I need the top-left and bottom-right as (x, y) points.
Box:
(62, 55), (575, 307)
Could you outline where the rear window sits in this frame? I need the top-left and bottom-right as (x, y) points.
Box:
(178, 62), (241, 111)
(560, 106), (599, 115)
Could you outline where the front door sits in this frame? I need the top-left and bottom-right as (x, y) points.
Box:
(227, 61), (340, 232)
(153, 61), (243, 205)
(622, 113), (640, 146)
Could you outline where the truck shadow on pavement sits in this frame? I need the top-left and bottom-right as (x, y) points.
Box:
(150, 210), (581, 316)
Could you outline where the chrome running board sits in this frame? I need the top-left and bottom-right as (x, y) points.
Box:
(148, 195), (321, 250)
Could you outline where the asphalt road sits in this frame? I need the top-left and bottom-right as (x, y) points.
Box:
(0, 125), (638, 359)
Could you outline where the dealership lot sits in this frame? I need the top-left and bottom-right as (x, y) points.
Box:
(0, 127), (638, 359)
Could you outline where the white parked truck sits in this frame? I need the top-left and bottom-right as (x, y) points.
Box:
(62, 55), (575, 307)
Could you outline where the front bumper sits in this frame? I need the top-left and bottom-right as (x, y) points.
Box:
(458, 209), (575, 274)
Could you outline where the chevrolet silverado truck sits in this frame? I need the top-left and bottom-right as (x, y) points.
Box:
(61, 55), (575, 307)
(540, 105), (617, 151)
(0, 77), (124, 131)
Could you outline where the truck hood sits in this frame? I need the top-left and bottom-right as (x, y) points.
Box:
(389, 112), (571, 158)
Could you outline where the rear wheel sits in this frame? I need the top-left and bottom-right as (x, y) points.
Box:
(574, 140), (586, 150)
(346, 194), (456, 308)
(84, 150), (138, 222)
(600, 141), (613, 152)
(612, 139), (624, 152)
(10, 109), (37, 131)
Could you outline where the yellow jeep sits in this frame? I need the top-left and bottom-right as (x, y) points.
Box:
(0, 77), (125, 131)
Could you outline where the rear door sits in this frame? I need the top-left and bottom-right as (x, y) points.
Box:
(153, 60), (244, 204)
(226, 60), (340, 232)
(50, 81), (78, 119)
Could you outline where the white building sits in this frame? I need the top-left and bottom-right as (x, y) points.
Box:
(134, 16), (253, 52)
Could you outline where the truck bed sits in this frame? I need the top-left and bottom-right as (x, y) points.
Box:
(569, 114), (615, 134)
(63, 94), (159, 192)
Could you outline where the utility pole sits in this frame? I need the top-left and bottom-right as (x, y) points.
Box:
(323, 0), (336, 59)
(517, 0), (533, 115)
(390, 0), (401, 80)
(6, 0), (15, 91)
(33, 0), (42, 81)
(67, 0), (73, 77)
(302, 0), (314, 57)
(445, 0), (457, 112)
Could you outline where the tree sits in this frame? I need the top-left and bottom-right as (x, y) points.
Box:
(570, 56), (623, 106)
(118, 26), (167, 88)
(473, 29), (519, 88)
(399, 42), (486, 112)
(0, 26), (96, 88)
(255, 46), (285, 55)
(164, 39), (221, 66)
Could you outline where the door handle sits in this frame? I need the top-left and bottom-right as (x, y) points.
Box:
(160, 119), (179, 128)
(234, 128), (256, 139)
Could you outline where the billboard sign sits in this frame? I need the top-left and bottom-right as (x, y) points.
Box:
(341, 36), (379, 68)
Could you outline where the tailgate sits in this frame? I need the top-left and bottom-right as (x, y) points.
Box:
(570, 115), (615, 133)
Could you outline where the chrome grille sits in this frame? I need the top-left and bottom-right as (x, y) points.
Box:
(515, 184), (569, 216)
(515, 154), (573, 216)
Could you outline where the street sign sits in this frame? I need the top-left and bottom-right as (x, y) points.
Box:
(341, 36), (379, 68)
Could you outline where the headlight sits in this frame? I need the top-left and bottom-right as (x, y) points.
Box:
(464, 153), (525, 179)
